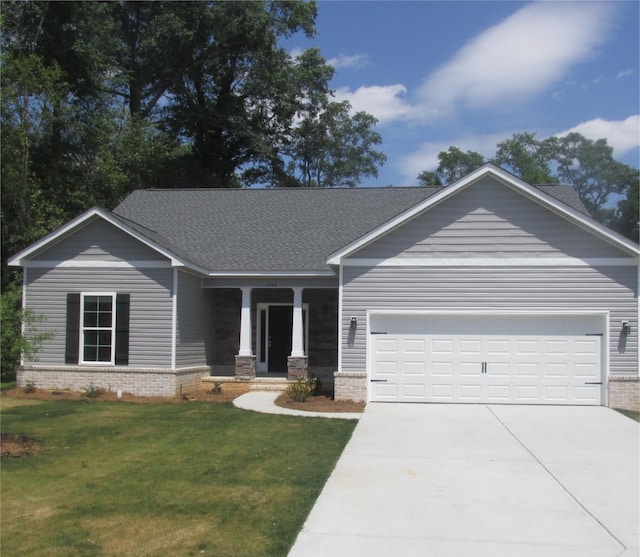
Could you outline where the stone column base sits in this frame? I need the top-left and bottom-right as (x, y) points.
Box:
(235, 355), (256, 379)
(287, 356), (308, 380)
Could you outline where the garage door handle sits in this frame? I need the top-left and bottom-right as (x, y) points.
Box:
(584, 382), (602, 385)
(370, 379), (388, 383)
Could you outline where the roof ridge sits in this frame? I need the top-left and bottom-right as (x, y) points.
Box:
(132, 185), (437, 193)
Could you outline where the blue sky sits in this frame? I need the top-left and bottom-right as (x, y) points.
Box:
(287, 1), (639, 186)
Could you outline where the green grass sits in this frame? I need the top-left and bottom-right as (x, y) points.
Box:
(0, 381), (17, 391)
(1, 399), (356, 556)
(615, 408), (640, 422)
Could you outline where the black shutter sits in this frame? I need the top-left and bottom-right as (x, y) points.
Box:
(65, 293), (81, 364)
(115, 294), (130, 365)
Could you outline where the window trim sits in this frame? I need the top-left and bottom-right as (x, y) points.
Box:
(79, 292), (117, 366)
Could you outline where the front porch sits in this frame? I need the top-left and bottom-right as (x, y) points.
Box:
(207, 282), (338, 390)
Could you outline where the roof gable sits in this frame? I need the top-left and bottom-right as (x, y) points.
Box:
(8, 208), (203, 271)
(327, 164), (640, 264)
(352, 176), (632, 261)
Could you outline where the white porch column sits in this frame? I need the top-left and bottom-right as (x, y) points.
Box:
(238, 287), (253, 356)
(290, 287), (305, 357)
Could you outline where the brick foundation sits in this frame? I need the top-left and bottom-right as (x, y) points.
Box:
(287, 356), (308, 380)
(17, 366), (208, 397)
(609, 376), (640, 411)
(334, 371), (366, 402)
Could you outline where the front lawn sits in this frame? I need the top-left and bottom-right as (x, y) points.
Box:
(1, 397), (356, 556)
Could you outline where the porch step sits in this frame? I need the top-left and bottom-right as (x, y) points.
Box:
(202, 375), (292, 393)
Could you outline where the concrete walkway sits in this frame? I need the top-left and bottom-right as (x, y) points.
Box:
(233, 391), (361, 420)
(289, 404), (639, 557)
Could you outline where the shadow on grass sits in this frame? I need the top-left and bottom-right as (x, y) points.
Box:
(614, 408), (640, 422)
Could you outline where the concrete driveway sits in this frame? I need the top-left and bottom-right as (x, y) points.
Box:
(288, 404), (639, 557)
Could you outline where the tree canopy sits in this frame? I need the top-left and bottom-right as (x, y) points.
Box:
(1, 0), (387, 286)
(417, 133), (639, 242)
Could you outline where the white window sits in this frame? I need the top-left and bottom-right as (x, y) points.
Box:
(80, 293), (116, 365)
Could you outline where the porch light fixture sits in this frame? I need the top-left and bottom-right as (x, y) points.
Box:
(622, 320), (631, 335)
(350, 316), (358, 328)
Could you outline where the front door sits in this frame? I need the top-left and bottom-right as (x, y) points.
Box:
(256, 303), (309, 374)
(268, 305), (292, 373)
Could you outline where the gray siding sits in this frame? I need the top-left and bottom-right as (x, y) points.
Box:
(175, 271), (214, 368)
(341, 265), (638, 376)
(31, 219), (165, 262)
(354, 179), (630, 260)
(25, 267), (174, 367)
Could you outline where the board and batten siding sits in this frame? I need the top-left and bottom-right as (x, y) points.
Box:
(354, 179), (628, 260)
(340, 265), (638, 376)
(175, 270), (214, 368)
(30, 218), (163, 262)
(24, 267), (174, 368)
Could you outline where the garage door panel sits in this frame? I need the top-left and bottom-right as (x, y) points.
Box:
(372, 383), (398, 400)
(431, 384), (454, 400)
(487, 385), (511, 400)
(546, 363), (569, 377)
(369, 315), (603, 405)
(459, 339), (482, 355)
(432, 339), (453, 354)
(431, 361), (454, 376)
(375, 361), (398, 376)
(403, 384), (426, 398)
(403, 361), (426, 376)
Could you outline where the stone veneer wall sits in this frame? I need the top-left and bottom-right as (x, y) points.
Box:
(334, 371), (366, 402)
(17, 366), (208, 397)
(609, 376), (640, 411)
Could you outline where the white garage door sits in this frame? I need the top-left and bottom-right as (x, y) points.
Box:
(369, 314), (603, 405)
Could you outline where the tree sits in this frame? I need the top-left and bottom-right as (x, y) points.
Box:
(164, 1), (320, 188)
(554, 133), (631, 221)
(610, 166), (640, 242)
(492, 132), (557, 184)
(1, 280), (52, 381)
(286, 100), (386, 187)
(418, 146), (484, 186)
(415, 132), (639, 242)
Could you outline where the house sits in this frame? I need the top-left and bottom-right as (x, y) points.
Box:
(9, 164), (640, 409)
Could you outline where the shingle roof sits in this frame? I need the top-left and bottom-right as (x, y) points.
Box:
(114, 187), (440, 272)
(113, 183), (589, 274)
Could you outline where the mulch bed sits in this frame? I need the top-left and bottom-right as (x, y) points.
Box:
(1, 384), (365, 412)
(274, 392), (365, 413)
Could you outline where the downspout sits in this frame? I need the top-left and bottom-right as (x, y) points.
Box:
(171, 268), (178, 369)
(20, 269), (27, 367)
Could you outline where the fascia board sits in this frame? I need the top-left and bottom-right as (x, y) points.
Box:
(326, 163), (639, 265)
(205, 270), (337, 278)
(8, 207), (211, 274)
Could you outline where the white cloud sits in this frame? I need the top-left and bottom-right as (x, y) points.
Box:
(333, 84), (416, 123)
(418, 2), (614, 115)
(556, 115), (640, 156)
(616, 69), (634, 79)
(327, 53), (370, 70)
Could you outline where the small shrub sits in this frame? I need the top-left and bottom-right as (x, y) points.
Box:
(211, 382), (222, 394)
(286, 377), (318, 403)
(23, 381), (36, 394)
(82, 383), (100, 398)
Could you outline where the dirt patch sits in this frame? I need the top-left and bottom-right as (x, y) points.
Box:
(275, 392), (365, 413)
(1, 433), (42, 458)
(0, 383), (250, 405)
